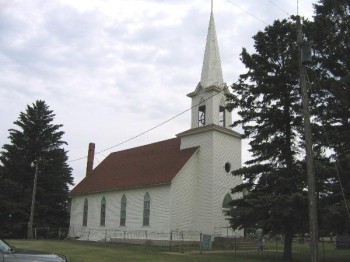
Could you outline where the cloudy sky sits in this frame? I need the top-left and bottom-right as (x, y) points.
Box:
(0, 0), (316, 186)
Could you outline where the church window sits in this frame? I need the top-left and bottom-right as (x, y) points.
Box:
(198, 105), (206, 126)
(143, 192), (150, 226)
(83, 199), (88, 227)
(120, 194), (127, 226)
(100, 197), (106, 226)
(224, 162), (231, 173)
(222, 193), (233, 209)
(219, 106), (225, 127)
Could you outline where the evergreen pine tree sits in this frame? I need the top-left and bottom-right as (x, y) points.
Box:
(226, 18), (309, 261)
(0, 100), (73, 237)
(308, 0), (350, 235)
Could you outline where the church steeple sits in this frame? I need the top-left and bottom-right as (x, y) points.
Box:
(200, 2), (224, 89)
(187, 2), (232, 129)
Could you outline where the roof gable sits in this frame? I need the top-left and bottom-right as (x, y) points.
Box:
(70, 138), (198, 196)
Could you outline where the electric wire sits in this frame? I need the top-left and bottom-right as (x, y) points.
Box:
(305, 68), (350, 224)
(70, 0), (299, 163)
(225, 0), (293, 26)
(225, 0), (268, 26)
(94, 154), (102, 165)
(267, 0), (290, 16)
(68, 82), (238, 163)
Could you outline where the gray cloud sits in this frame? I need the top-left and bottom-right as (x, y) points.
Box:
(0, 0), (316, 185)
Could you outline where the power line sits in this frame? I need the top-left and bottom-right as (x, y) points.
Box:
(267, 0), (290, 16)
(226, 0), (296, 27)
(69, 1), (295, 163)
(226, 0), (268, 26)
(68, 83), (236, 163)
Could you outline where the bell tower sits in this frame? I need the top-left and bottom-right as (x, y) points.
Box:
(187, 2), (232, 129)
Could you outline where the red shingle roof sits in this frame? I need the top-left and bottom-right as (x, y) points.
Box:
(70, 138), (198, 196)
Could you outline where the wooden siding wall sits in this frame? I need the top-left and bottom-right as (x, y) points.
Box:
(212, 131), (243, 235)
(70, 185), (171, 240)
(170, 151), (198, 231)
(180, 129), (242, 235)
(180, 131), (215, 234)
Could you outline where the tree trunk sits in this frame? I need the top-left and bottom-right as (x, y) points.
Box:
(283, 229), (293, 261)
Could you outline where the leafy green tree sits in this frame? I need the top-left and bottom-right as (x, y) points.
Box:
(308, 0), (350, 235)
(226, 18), (309, 261)
(0, 100), (73, 237)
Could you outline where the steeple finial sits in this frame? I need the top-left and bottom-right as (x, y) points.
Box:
(199, 0), (224, 89)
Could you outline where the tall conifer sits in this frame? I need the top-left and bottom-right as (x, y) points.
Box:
(0, 100), (73, 237)
(308, 0), (350, 235)
(226, 19), (308, 261)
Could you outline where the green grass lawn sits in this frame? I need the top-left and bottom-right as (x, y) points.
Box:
(6, 239), (350, 262)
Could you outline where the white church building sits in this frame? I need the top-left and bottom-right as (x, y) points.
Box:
(69, 5), (243, 242)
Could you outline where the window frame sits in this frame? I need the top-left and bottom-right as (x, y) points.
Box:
(219, 106), (226, 127)
(222, 193), (233, 209)
(120, 194), (127, 226)
(83, 199), (88, 227)
(143, 193), (150, 226)
(198, 105), (206, 126)
(100, 197), (106, 226)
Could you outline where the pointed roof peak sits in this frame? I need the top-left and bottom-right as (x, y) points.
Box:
(200, 2), (224, 89)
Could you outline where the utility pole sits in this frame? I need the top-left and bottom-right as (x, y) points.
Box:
(28, 160), (39, 239)
(296, 16), (319, 262)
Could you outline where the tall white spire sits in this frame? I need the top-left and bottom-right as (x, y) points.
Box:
(200, 1), (224, 89)
(187, 1), (231, 129)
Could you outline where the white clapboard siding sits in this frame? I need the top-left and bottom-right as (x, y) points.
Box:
(70, 185), (172, 239)
(179, 127), (242, 235)
(70, 195), (84, 230)
(170, 150), (199, 231)
(180, 129), (216, 234)
(212, 131), (243, 235)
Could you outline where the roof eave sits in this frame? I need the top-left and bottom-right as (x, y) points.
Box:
(70, 182), (172, 197)
(177, 124), (242, 139)
(187, 83), (228, 98)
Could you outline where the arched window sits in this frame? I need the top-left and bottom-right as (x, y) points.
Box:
(143, 192), (150, 226)
(100, 197), (106, 226)
(222, 193), (233, 209)
(120, 194), (127, 226)
(198, 99), (206, 127)
(83, 199), (88, 227)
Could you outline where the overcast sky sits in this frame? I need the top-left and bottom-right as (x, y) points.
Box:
(0, 0), (316, 186)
